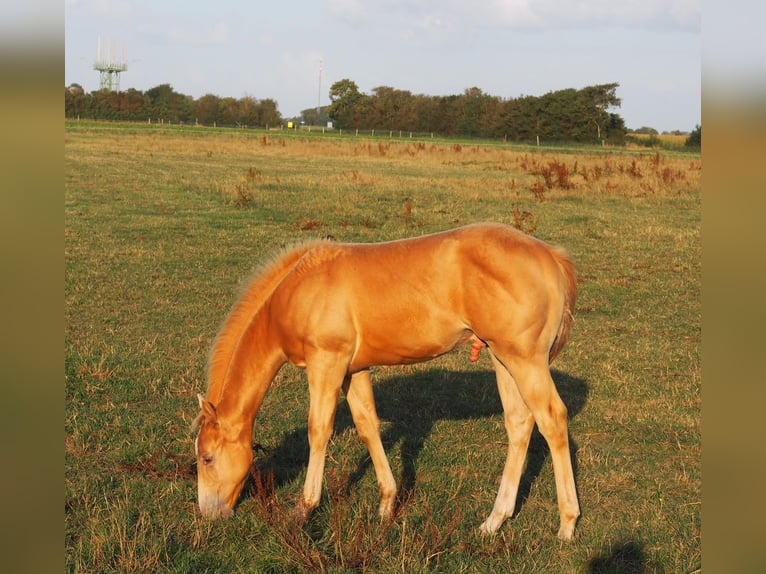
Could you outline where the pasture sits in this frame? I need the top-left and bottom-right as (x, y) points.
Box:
(65, 122), (701, 572)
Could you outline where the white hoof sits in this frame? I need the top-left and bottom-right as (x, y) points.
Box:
(478, 515), (502, 536)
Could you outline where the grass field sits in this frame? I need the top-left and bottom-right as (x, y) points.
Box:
(624, 132), (693, 152)
(65, 121), (701, 572)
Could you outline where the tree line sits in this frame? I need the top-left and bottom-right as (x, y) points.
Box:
(64, 83), (283, 127)
(65, 80), (699, 147)
(64, 80), (624, 143)
(327, 80), (627, 144)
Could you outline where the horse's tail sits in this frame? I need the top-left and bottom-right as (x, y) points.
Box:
(548, 246), (577, 364)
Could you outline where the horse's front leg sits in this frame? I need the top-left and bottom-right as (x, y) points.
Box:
(295, 359), (345, 523)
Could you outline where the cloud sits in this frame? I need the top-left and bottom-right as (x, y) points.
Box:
(481, 0), (542, 28)
(462, 0), (701, 30)
(327, 0), (367, 25)
(524, 0), (701, 30)
(166, 22), (229, 46)
(325, 0), (700, 32)
(256, 32), (274, 47)
(205, 22), (229, 44)
(69, 0), (133, 20)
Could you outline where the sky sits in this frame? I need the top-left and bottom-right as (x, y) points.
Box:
(64, 0), (702, 132)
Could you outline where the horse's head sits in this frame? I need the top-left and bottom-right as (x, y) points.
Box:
(193, 394), (253, 519)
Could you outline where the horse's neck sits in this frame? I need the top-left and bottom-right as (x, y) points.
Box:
(207, 243), (323, 430)
(214, 312), (286, 433)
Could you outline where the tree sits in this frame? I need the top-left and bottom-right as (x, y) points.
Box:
(433, 95), (461, 135)
(540, 88), (579, 140)
(300, 106), (329, 126)
(144, 84), (192, 123)
(459, 87), (492, 137)
(367, 86), (415, 131)
(193, 94), (221, 125)
(606, 113), (627, 144)
(685, 124), (701, 148)
(410, 94), (438, 133)
(513, 95), (544, 141)
(65, 84), (89, 118)
(579, 83), (622, 142)
(118, 89), (148, 120)
(237, 96), (260, 126)
(90, 89), (118, 120)
(218, 97), (239, 126)
(257, 98), (282, 127)
(145, 84), (175, 120)
(328, 79), (365, 129)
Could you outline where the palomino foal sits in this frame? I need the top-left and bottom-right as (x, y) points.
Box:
(193, 222), (580, 540)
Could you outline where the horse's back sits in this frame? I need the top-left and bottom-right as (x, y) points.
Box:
(269, 223), (573, 369)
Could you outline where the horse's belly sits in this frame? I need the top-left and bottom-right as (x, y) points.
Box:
(349, 329), (472, 370)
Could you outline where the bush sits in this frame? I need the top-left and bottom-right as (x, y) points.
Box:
(685, 125), (701, 148)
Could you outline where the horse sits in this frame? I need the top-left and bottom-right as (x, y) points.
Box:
(193, 222), (580, 540)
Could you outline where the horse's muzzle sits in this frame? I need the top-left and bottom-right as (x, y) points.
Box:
(199, 495), (234, 519)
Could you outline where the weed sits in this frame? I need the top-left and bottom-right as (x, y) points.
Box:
(233, 182), (252, 206)
(530, 179), (547, 201)
(404, 197), (413, 227)
(357, 217), (377, 229)
(512, 207), (537, 235)
(296, 218), (322, 231)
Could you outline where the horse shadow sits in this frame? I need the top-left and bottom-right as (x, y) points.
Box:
(587, 540), (657, 573)
(249, 367), (588, 519)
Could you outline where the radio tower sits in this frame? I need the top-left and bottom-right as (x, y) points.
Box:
(93, 37), (128, 92)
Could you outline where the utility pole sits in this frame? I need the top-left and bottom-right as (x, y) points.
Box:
(317, 58), (323, 120)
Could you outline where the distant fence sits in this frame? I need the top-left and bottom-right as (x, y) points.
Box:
(66, 117), (695, 152)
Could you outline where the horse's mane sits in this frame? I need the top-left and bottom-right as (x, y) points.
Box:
(205, 239), (331, 404)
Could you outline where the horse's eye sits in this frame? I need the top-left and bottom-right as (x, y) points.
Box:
(201, 454), (214, 466)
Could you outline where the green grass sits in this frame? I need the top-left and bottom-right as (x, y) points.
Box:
(65, 121), (700, 572)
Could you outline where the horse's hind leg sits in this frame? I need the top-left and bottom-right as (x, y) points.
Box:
(500, 354), (580, 540)
(479, 351), (536, 535)
(343, 370), (397, 520)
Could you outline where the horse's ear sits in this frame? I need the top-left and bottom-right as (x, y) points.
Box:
(197, 394), (218, 423)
